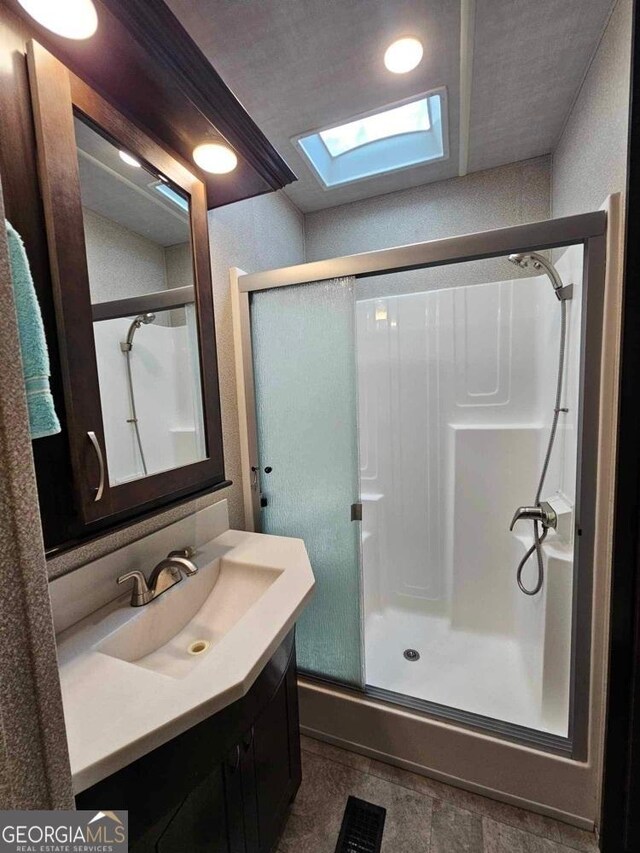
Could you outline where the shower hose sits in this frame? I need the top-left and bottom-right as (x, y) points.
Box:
(516, 298), (567, 595)
(124, 348), (148, 476)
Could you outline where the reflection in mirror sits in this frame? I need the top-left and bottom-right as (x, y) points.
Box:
(74, 114), (207, 484)
(93, 306), (206, 485)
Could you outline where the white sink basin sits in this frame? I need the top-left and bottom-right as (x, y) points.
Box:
(98, 560), (282, 678)
(55, 528), (314, 793)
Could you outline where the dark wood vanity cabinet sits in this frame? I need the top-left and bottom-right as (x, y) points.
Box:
(76, 633), (301, 853)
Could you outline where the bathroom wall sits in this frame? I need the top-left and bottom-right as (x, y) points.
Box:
(83, 208), (193, 325)
(305, 157), (551, 261)
(83, 208), (168, 303)
(552, 0), (632, 217)
(164, 242), (193, 290)
(206, 190), (305, 529)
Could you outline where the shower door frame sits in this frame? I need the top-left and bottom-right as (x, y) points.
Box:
(233, 210), (607, 763)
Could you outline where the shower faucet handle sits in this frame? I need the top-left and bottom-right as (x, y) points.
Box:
(509, 502), (557, 532)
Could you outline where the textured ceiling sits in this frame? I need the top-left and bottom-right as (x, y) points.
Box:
(166, 0), (615, 212)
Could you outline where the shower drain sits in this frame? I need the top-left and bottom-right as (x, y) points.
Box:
(403, 649), (420, 662)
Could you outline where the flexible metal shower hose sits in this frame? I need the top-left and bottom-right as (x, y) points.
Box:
(124, 348), (148, 476)
(516, 297), (567, 595)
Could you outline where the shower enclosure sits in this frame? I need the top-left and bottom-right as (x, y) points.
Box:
(233, 212), (606, 771)
(355, 245), (582, 739)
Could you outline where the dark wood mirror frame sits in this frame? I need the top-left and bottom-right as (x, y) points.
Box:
(27, 39), (225, 526)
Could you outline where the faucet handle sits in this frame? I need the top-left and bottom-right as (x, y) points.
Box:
(167, 555), (199, 577)
(167, 547), (196, 559)
(117, 570), (153, 606)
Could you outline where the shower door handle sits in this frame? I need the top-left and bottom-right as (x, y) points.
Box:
(351, 503), (362, 522)
(87, 431), (105, 502)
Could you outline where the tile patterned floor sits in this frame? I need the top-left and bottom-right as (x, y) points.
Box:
(276, 736), (599, 853)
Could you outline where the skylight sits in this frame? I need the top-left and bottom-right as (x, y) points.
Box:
(294, 89), (448, 189)
(319, 99), (431, 158)
(153, 181), (189, 214)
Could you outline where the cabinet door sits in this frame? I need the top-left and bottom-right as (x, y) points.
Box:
(153, 765), (231, 853)
(28, 40), (224, 527)
(239, 728), (260, 853)
(252, 660), (302, 853)
(75, 636), (299, 853)
(224, 743), (249, 853)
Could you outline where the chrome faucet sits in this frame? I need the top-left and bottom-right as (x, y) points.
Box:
(117, 547), (198, 607)
(509, 502), (557, 532)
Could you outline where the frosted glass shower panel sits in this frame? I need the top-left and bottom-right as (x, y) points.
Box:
(251, 278), (362, 686)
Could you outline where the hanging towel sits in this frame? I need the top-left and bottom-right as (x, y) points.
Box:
(5, 221), (61, 439)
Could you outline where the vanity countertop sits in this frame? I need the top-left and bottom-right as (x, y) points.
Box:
(56, 528), (314, 793)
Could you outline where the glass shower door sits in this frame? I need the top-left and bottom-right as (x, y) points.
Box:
(251, 277), (363, 686)
(355, 247), (585, 740)
(239, 211), (607, 773)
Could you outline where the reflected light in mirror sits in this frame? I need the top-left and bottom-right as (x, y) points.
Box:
(193, 143), (238, 174)
(119, 151), (141, 168)
(18, 0), (98, 39)
(384, 37), (424, 74)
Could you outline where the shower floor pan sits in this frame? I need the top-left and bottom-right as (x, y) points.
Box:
(364, 608), (567, 737)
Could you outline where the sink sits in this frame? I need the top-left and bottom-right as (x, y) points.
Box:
(54, 526), (314, 794)
(98, 560), (282, 678)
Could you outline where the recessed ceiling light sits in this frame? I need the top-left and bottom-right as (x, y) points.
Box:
(384, 37), (424, 74)
(17, 0), (98, 40)
(193, 143), (238, 174)
(119, 151), (141, 168)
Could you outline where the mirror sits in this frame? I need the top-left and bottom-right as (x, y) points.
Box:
(74, 114), (207, 485)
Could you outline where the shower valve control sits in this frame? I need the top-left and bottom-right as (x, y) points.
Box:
(509, 501), (558, 532)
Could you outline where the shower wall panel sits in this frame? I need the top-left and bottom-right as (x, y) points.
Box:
(451, 425), (539, 635)
(358, 292), (443, 613)
(357, 278), (548, 622)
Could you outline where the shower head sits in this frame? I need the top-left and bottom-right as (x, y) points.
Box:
(121, 312), (156, 351)
(507, 252), (565, 297)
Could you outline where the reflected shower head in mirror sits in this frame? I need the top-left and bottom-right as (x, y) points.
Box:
(121, 312), (156, 352)
(120, 312), (155, 477)
(507, 252), (564, 295)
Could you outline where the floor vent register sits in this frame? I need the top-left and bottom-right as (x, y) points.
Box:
(334, 795), (386, 852)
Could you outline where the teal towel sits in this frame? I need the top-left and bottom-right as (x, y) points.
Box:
(6, 221), (61, 439)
